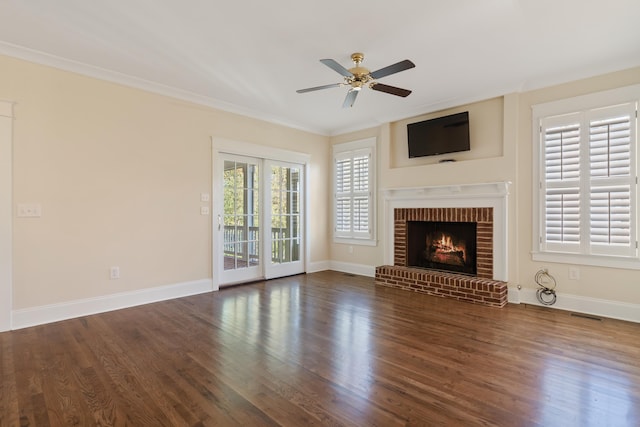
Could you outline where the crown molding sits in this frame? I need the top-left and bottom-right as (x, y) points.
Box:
(0, 41), (326, 135)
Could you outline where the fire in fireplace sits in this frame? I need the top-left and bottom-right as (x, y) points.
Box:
(406, 221), (477, 275)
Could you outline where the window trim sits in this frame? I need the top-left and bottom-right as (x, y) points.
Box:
(532, 84), (640, 269)
(332, 137), (377, 246)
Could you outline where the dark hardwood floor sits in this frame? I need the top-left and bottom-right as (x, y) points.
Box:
(1, 270), (639, 426)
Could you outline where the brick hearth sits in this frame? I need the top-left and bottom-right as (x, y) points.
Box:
(375, 265), (508, 307)
(375, 206), (508, 307)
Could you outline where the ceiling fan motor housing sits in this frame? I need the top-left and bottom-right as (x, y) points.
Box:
(347, 53), (371, 88)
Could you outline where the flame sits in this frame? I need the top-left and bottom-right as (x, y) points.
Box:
(432, 233), (466, 261)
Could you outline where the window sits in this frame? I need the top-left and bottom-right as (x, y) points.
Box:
(533, 84), (639, 268)
(333, 138), (376, 244)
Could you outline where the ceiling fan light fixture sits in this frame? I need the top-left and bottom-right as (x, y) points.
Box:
(297, 52), (415, 107)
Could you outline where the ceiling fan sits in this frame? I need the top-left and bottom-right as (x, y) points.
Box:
(296, 53), (416, 108)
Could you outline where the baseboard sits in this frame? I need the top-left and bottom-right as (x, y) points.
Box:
(507, 286), (521, 304)
(306, 260), (331, 273)
(511, 287), (640, 323)
(11, 278), (213, 330)
(306, 260), (375, 277)
(329, 261), (376, 277)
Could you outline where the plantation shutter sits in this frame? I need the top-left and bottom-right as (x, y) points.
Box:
(335, 157), (352, 234)
(539, 103), (637, 257)
(545, 188), (580, 244)
(589, 187), (631, 246)
(334, 148), (372, 239)
(352, 154), (370, 233)
(588, 104), (635, 255)
(541, 115), (582, 252)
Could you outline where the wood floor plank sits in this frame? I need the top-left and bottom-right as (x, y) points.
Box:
(2, 271), (640, 426)
(0, 332), (21, 427)
(11, 327), (50, 427)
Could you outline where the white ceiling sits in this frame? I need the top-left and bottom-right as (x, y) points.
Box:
(1, 0), (639, 136)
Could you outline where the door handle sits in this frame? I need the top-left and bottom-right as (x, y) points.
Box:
(218, 214), (221, 231)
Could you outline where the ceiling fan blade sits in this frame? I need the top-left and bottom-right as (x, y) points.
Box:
(296, 83), (342, 93)
(342, 89), (359, 108)
(369, 59), (415, 80)
(320, 59), (354, 77)
(370, 83), (412, 97)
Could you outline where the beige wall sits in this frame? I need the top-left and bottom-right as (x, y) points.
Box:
(1, 54), (329, 310)
(390, 97), (504, 168)
(330, 66), (640, 307)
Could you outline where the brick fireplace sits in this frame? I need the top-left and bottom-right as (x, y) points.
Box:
(375, 183), (510, 307)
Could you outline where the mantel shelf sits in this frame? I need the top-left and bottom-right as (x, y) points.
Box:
(382, 181), (511, 201)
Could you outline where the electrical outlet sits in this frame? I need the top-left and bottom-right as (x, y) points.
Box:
(568, 267), (580, 280)
(110, 266), (120, 280)
(201, 193), (210, 202)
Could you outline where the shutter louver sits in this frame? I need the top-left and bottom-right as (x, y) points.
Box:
(353, 155), (369, 192)
(353, 197), (369, 232)
(545, 188), (580, 243)
(590, 115), (631, 178)
(335, 157), (351, 233)
(336, 197), (351, 232)
(542, 120), (581, 249)
(352, 154), (370, 233)
(590, 186), (631, 246)
(545, 123), (580, 181)
(336, 158), (351, 193)
(588, 110), (634, 252)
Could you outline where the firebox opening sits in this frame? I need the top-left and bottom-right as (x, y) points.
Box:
(407, 221), (477, 276)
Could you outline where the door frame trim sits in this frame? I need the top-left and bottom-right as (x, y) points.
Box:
(211, 137), (310, 289)
(1, 101), (14, 331)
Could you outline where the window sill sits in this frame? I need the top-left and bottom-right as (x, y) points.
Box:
(532, 251), (640, 270)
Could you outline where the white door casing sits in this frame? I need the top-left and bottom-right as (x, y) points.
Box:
(212, 138), (310, 288)
(0, 101), (14, 331)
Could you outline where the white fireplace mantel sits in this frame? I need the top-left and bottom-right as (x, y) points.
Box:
(382, 181), (510, 201)
(382, 181), (511, 282)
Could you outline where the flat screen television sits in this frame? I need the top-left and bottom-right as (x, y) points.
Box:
(407, 111), (470, 158)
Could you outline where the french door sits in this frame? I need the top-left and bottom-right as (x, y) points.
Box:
(219, 155), (261, 285)
(264, 160), (304, 279)
(215, 153), (304, 286)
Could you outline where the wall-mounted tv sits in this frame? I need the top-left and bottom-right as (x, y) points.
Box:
(407, 111), (470, 158)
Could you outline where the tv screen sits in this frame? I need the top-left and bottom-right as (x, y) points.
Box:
(407, 111), (470, 158)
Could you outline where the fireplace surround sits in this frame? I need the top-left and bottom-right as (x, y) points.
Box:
(375, 183), (510, 307)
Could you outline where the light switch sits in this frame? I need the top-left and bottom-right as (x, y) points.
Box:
(17, 203), (42, 218)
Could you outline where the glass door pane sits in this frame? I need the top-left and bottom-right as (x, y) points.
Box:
(220, 157), (261, 285)
(265, 162), (304, 279)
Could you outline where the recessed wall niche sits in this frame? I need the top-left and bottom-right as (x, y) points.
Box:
(389, 96), (504, 169)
